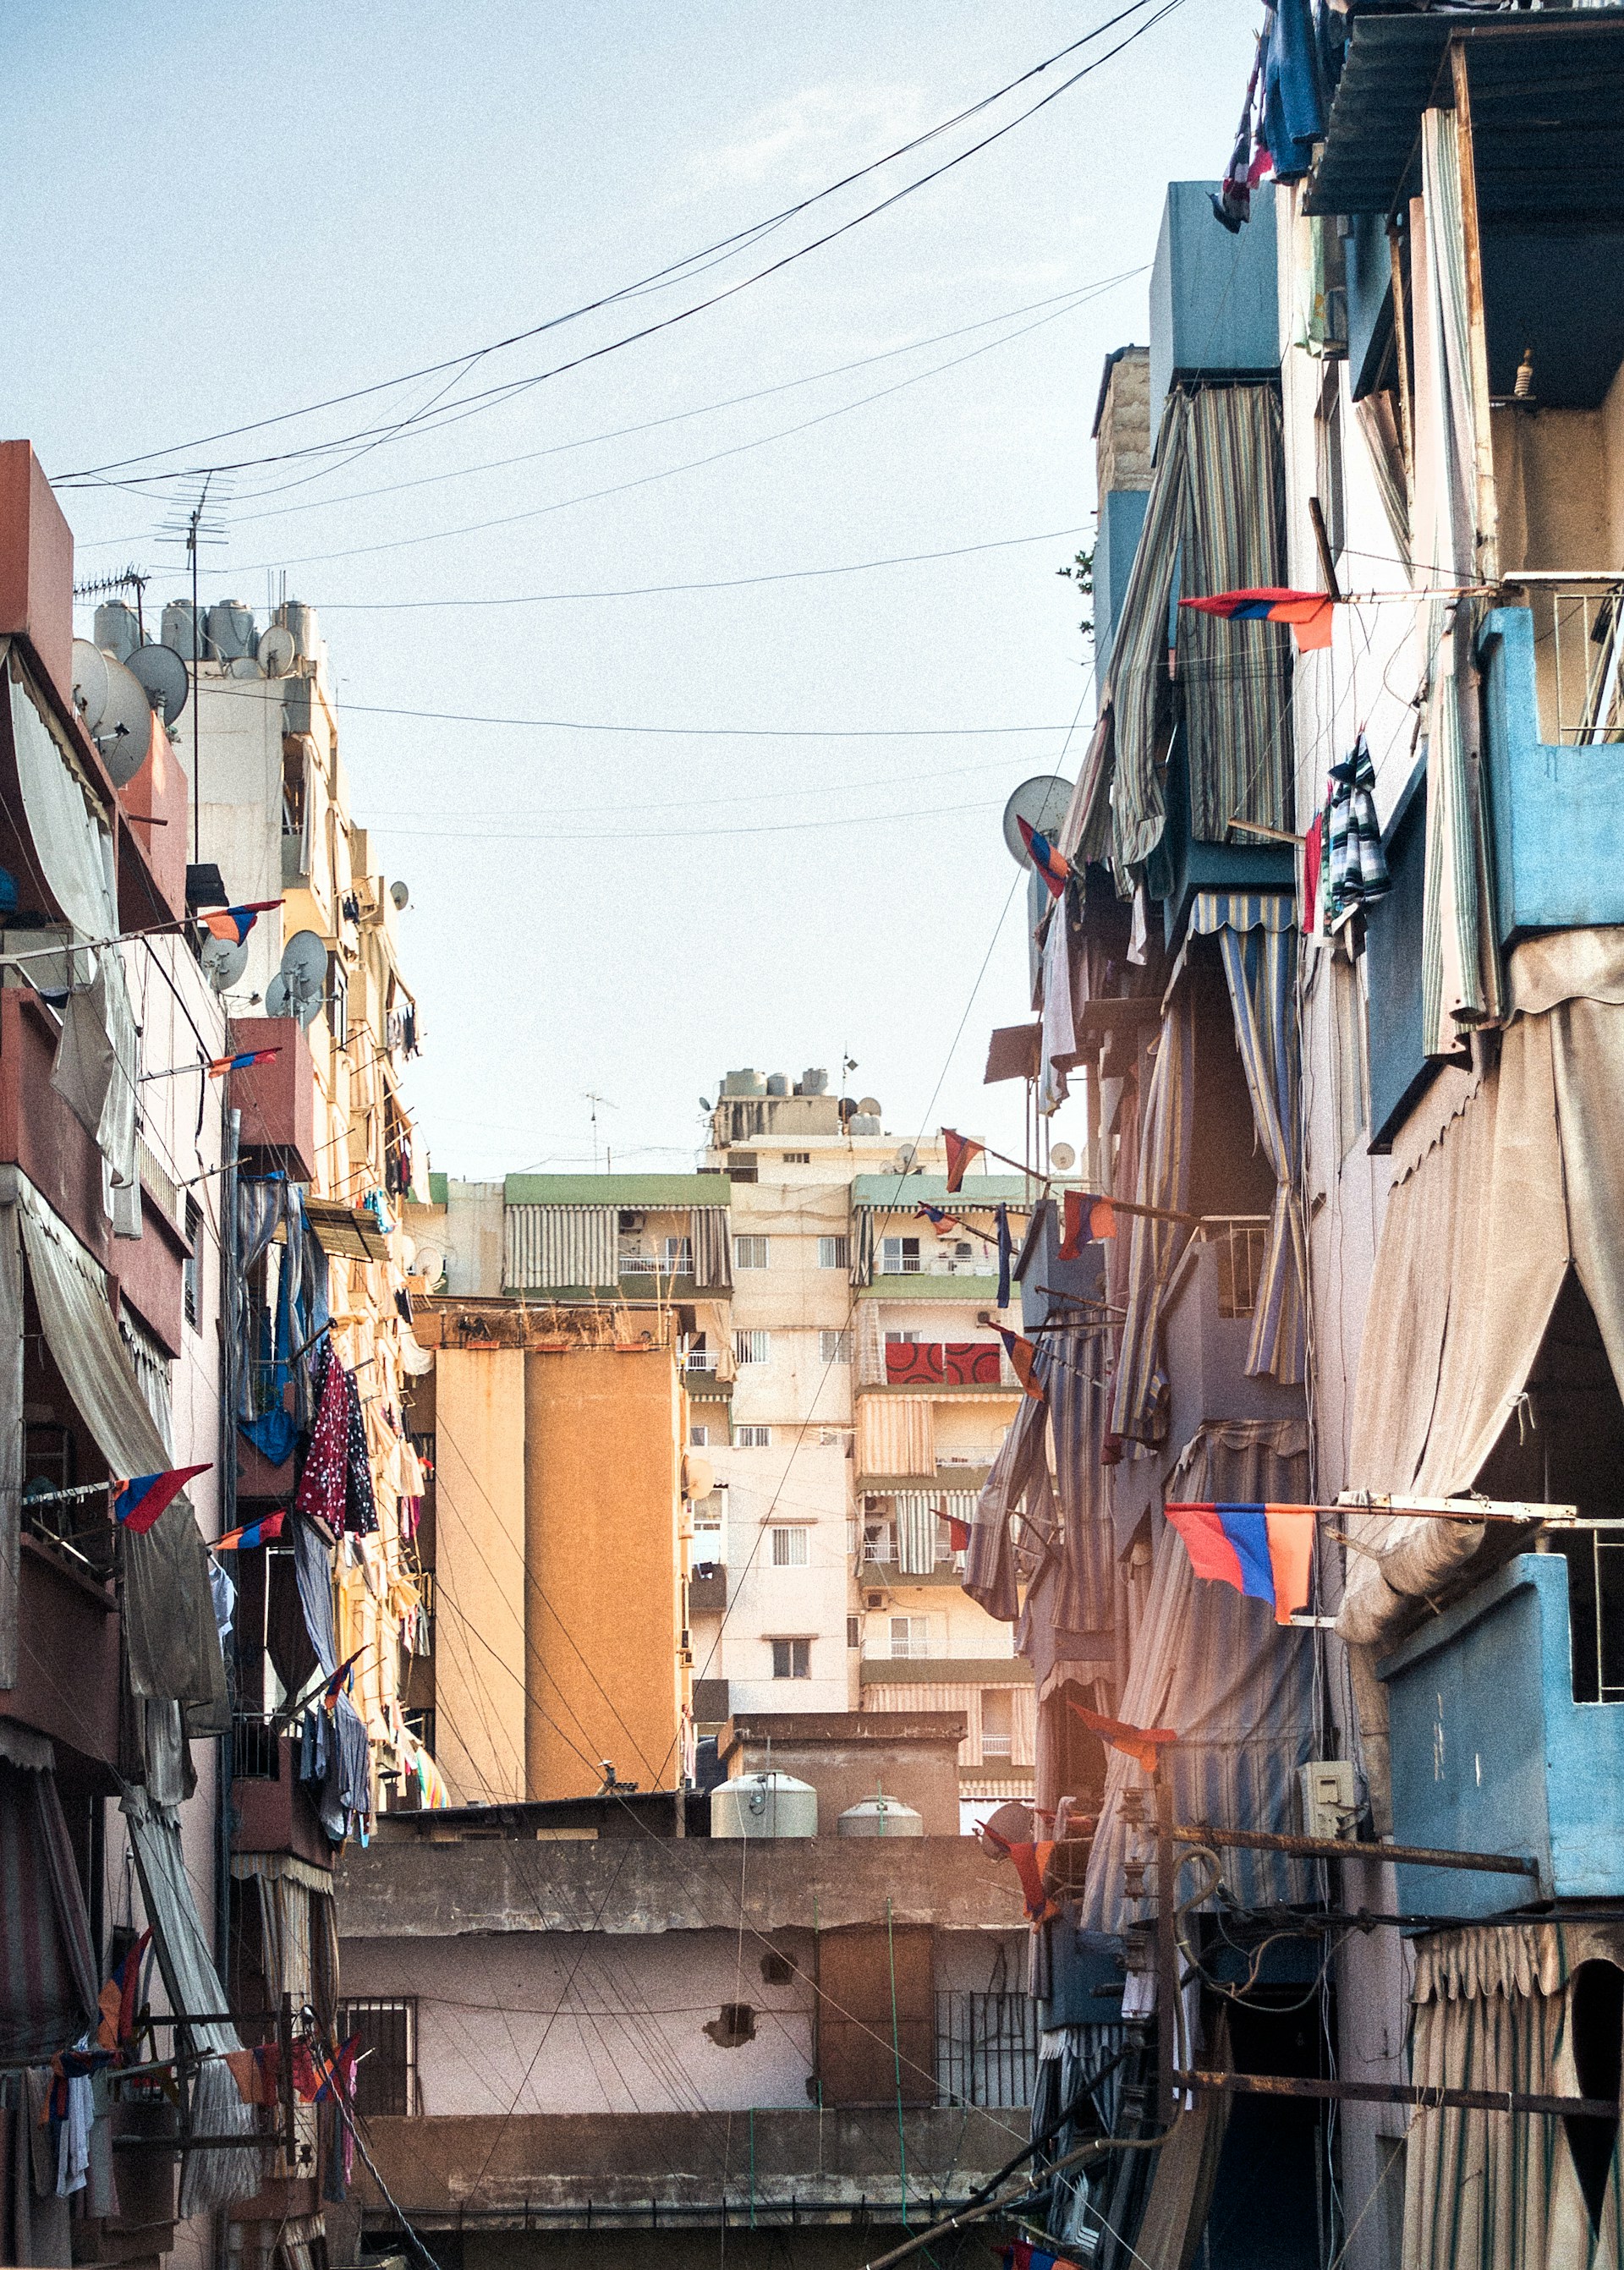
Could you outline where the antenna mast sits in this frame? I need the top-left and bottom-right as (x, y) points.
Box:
(584, 1092), (616, 1172)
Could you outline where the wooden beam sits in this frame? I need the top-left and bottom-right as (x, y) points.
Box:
(1175, 1822), (1537, 1877)
(1450, 41), (1501, 583)
(1177, 2071), (1618, 2120)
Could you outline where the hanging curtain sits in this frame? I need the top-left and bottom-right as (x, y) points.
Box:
(122, 1789), (265, 2213)
(850, 1208), (876, 1290)
(1182, 892), (1307, 1383)
(1417, 107), (1501, 1057)
(1109, 995), (1195, 1444)
(502, 1205), (617, 1291)
(1078, 1419), (1315, 1936)
(963, 1390), (1047, 1624)
(1101, 395), (1190, 875)
(894, 1494), (940, 1576)
(0, 1752), (100, 2067)
(15, 1178), (225, 1725)
(1038, 1326), (1117, 1636)
(689, 1209), (732, 1292)
(855, 1398), (935, 1481)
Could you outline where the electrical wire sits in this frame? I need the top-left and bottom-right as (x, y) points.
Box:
(337, 701), (1073, 737)
(55, 0), (1182, 488)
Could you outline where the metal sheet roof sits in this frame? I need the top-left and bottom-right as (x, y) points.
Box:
(852, 1175), (1031, 1207)
(1306, 11), (1624, 222)
(502, 1173), (731, 1207)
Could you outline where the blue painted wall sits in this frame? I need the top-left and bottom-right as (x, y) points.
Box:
(1345, 211), (1393, 402)
(1480, 606), (1624, 941)
(1363, 761), (1432, 1150)
(1380, 1553), (1624, 1916)
(1149, 182), (1280, 438)
(1094, 486), (1150, 684)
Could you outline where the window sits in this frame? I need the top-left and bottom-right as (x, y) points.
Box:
(689, 1425), (709, 1448)
(663, 1236), (694, 1273)
(820, 1329), (852, 1363)
(337, 1999), (416, 2116)
(1332, 949), (1369, 1160)
(771, 1637), (811, 1680)
(847, 1615), (861, 1649)
(782, 1152), (811, 1165)
(1315, 365), (1347, 569)
(980, 1690), (1013, 1759)
(881, 1236), (921, 1274)
(183, 1198), (202, 1330)
(326, 954), (348, 1041)
(771, 1526), (809, 1567)
(733, 1329), (771, 1365)
(890, 1615), (930, 1661)
(818, 1234), (850, 1269)
(693, 1490), (725, 1533)
(729, 1154), (759, 1184)
(734, 1424), (771, 1448)
(735, 1236), (771, 1269)
(885, 1328), (923, 1344)
(1214, 1221), (1269, 1319)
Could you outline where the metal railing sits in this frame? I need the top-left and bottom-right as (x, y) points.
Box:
(681, 1348), (720, 1372)
(1204, 1217), (1270, 1320)
(935, 1991), (1037, 2109)
(232, 1716), (282, 1782)
(1508, 580), (1624, 747)
(877, 1255), (997, 1277)
(1539, 1522), (1624, 1703)
(621, 1248), (693, 1277)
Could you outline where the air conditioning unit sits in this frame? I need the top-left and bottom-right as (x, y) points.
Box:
(619, 1209), (646, 1231)
(864, 1591), (886, 1611)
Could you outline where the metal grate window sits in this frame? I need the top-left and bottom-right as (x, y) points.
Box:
(1543, 1524), (1624, 1702)
(771, 1526), (809, 1568)
(183, 1198), (202, 1330)
(337, 1998), (417, 2116)
(820, 1329), (853, 1363)
(733, 1330), (771, 1365)
(935, 1992), (1037, 2108)
(818, 1236), (850, 1269)
(1212, 1220), (1270, 1319)
(734, 1236), (771, 1269)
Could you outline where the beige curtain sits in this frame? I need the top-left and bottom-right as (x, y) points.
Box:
(1404, 1922), (1624, 2269)
(856, 1396), (935, 1480)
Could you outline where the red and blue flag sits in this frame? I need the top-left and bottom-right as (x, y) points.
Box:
(1180, 587), (1335, 652)
(942, 1129), (984, 1193)
(215, 1511), (285, 1551)
(96, 1927), (151, 2054)
(209, 1048), (279, 1079)
(1015, 814), (1072, 900)
(1059, 1189), (1116, 1256)
(114, 1464), (210, 1535)
(996, 1326), (1045, 1401)
(199, 901), (280, 946)
(1164, 1501), (1315, 1624)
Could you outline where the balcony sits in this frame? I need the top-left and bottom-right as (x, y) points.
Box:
(1160, 1223), (1306, 1447)
(1480, 599), (1624, 944)
(688, 1564), (727, 1615)
(1378, 1549), (1624, 1919)
(227, 1016), (316, 1178)
(1148, 179), (1279, 435)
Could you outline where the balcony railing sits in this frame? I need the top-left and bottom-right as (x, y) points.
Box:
(621, 1248), (693, 1278)
(875, 1256), (997, 1278)
(935, 1991), (1037, 2110)
(1506, 580), (1624, 748)
(1204, 1216), (1270, 1320)
(681, 1348), (720, 1371)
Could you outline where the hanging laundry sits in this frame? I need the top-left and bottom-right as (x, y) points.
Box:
(343, 1372), (379, 1537)
(1067, 1698), (1177, 1775)
(996, 1204), (1012, 1308)
(1210, 30), (1267, 231)
(113, 1464), (210, 1535)
(980, 1824), (1059, 1927)
(1180, 586), (1334, 652)
(1300, 803), (1325, 935)
(1259, 0), (1325, 179)
(942, 1129), (984, 1193)
(294, 1349), (349, 1533)
(96, 1929), (151, 2053)
(1324, 732), (1391, 923)
(1164, 1500), (1315, 1624)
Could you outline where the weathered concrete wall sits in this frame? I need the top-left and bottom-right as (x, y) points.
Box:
(352, 2104), (1026, 2220)
(337, 1834), (1022, 1938)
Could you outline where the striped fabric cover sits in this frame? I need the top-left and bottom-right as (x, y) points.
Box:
(502, 1204), (617, 1291)
(1097, 392), (1190, 873)
(1216, 917), (1306, 1384)
(1034, 1327), (1117, 1637)
(891, 1489), (978, 1575)
(1108, 995), (1195, 1444)
(856, 1397), (935, 1480)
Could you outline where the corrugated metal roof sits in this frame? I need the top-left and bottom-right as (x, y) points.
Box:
(502, 1173), (731, 1207)
(1306, 12), (1624, 222)
(852, 1174), (1031, 1207)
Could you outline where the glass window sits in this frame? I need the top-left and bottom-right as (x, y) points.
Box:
(889, 1615), (930, 1660)
(734, 1424), (771, 1448)
(782, 1152), (811, 1165)
(689, 1425), (709, 1448)
(183, 1198), (202, 1330)
(771, 1527), (809, 1568)
(981, 1689), (1014, 1759)
(733, 1330), (771, 1366)
(881, 1236), (921, 1273)
(819, 1329), (852, 1363)
(771, 1637), (811, 1680)
(735, 1236), (771, 1269)
(817, 1235), (850, 1269)
(847, 1615), (860, 1649)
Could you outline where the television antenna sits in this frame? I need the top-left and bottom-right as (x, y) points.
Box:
(158, 474), (230, 864)
(584, 1091), (616, 1171)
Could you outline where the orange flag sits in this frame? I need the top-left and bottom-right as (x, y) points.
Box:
(942, 1128), (985, 1193)
(1067, 1698), (1178, 1775)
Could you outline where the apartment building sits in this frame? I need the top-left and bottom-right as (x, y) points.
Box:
(412, 1069), (1040, 1823)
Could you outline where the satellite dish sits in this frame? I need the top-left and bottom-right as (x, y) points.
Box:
(228, 655), (264, 680)
(684, 1453), (716, 1502)
(389, 880), (409, 911)
(892, 1140), (919, 1174)
(94, 653), (156, 787)
(699, 1097), (714, 1113)
(200, 933), (250, 992)
(857, 1096), (881, 1118)
(279, 929), (329, 995)
(71, 639), (110, 733)
(1001, 776), (1075, 869)
(1050, 1142), (1077, 1173)
(257, 625), (296, 678)
(127, 640), (189, 726)
(265, 973), (293, 1017)
(414, 1243), (447, 1286)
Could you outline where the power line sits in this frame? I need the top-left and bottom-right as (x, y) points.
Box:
(53, 0), (1179, 487)
(370, 793), (1004, 846)
(299, 524), (1090, 611)
(337, 702), (1074, 737)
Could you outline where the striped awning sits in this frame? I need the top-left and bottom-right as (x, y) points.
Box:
(1188, 891), (1294, 936)
(890, 1490), (978, 1576)
(503, 1204), (617, 1291)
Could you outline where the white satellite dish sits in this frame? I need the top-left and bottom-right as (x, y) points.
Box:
(892, 1140), (919, 1174)
(1050, 1142), (1077, 1173)
(414, 1243), (447, 1286)
(257, 625), (296, 678)
(71, 639), (110, 733)
(389, 880), (410, 911)
(857, 1096), (882, 1118)
(127, 640), (189, 726)
(279, 929), (328, 995)
(228, 655), (264, 681)
(1001, 776), (1075, 869)
(200, 933), (250, 992)
(684, 1453), (716, 1502)
(264, 973), (293, 1017)
(94, 653), (156, 787)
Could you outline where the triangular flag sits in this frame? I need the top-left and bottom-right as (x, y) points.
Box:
(1067, 1698), (1177, 1776)
(996, 1326), (1045, 1399)
(942, 1129), (984, 1194)
(113, 1464), (210, 1534)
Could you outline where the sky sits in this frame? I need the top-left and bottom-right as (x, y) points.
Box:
(6, 0), (1248, 1184)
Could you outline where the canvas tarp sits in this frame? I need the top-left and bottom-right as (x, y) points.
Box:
(0, 1755), (100, 2068)
(502, 1204), (617, 1291)
(855, 1397), (935, 1481)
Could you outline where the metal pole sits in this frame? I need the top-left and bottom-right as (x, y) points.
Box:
(1177, 2070), (1620, 2120)
(1155, 1770), (1177, 2126)
(1175, 1823), (1538, 1878)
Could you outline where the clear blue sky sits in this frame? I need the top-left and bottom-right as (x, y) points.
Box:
(7, 0), (1246, 1180)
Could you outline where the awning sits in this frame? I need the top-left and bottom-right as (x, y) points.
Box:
(985, 1023), (1042, 1085)
(1340, 937), (1624, 1657)
(303, 1198), (391, 1263)
(502, 1202), (616, 1290)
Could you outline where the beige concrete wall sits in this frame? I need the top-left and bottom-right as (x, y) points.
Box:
(524, 1347), (683, 1801)
(432, 1348), (529, 1804)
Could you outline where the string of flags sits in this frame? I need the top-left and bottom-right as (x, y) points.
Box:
(113, 1463), (211, 1535)
(1165, 1500), (1316, 1624)
(215, 1510), (286, 1551)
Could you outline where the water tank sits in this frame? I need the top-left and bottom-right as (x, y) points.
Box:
(765, 1073), (789, 1099)
(849, 1113), (883, 1135)
(279, 600), (321, 660)
(838, 1795), (924, 1839)
(710, 1771), (817, 1839)
(723, 1069), (766, 1099)
(93, 601), (140, 662)
(205, 600), (256, 661)
(801, 1067), (829, 1095)
(161, 601), (201, 659)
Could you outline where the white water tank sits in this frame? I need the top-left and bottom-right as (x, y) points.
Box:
(93, 601), (140, 662)
(710, 1771), (817, 1839)
(838, 1795), (924, 1839)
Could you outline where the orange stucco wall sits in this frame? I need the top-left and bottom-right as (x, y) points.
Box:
(523, 1347), (685, 1801)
